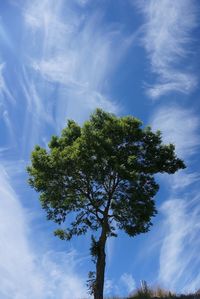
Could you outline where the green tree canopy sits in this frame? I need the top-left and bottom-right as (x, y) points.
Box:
(27, 109), (185, 299)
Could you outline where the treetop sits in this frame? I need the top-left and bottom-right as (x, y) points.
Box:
(27, 108), (185, 241)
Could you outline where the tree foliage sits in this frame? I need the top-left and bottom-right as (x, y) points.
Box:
(27, 109), (185, 298)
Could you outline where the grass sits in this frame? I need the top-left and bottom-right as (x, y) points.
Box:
(105, 285), (200, 299)
(128, 286), (176, 299)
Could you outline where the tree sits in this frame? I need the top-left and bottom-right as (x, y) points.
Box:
(27, 109), (185, 299)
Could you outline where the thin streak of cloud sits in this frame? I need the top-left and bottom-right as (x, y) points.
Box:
(0, 62), (17, 148)
(104, 273), (136, 297)
(150, 105), (200, 190)
(159, 195), (200, 292)
(0, 63), (15, 103)
(150, 105), (200, 159)
(0, 20), (12, 49)
(2, 109), (15, 143)
(20, 67), (53, 124)
(150, 105), (200, 292)
(22, 0), (131, 126)
(76, 0), (91, 6)
(104, 279), (116, 296)
(120, 273), (136, 294)
(137, 0), (198, 98)
(0, 165), (88, 299)
(170, 171), (200, 191)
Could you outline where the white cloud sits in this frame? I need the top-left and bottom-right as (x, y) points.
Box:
(0, 20), (12, 49)
(104, 279), (115, 296)
(76, 0), (91, 6)
(159, 195), (200, 292)
(0, 165), (88, 299)
(22, 0), (131, 126)
(20, 69), (51, 122)
(150, 104), (200, 194)
(104, 274), (136, 297)
(0, 63), (15, 103)
(168, 170), (200, 190)
(150, 105), (200, 292)
(19, 67), (54, 148)
(150, 105), (200, 159)
(0, 63), (17, 147)
(147, 75), (197, 99)
(120, 273), (136, 294)
(137, 0), (198, 98)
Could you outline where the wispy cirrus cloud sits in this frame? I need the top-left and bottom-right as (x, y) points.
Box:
(0, 63), (14, 103)
(137, 0), (198, 98)
(151, 105), (200, 160)
(170, 171), (200, 191)
(0, 165), (88, 299)
(0, 19), (12, 49)
(120, 273), (136, 294)
(22, 0), (131, 127)
(0, 63), (16, 147)
(150, 105), (200, 190)
(0, 0), (132, 155)
(159, 195), (200, 292)
(150, 105), (200, 292)
(103, 273), (136, 297)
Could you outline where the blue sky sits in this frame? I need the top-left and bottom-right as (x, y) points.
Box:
(0, 0), (200, 298)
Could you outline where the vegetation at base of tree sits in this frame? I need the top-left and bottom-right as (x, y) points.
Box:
(105, 286), (200, 299)
(27, 109), (185, 299)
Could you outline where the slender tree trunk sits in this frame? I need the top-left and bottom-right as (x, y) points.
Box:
(94, 226), (107, 299)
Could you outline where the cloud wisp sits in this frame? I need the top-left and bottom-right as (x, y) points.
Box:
(0, 0), (133, 157)
(137, 0), (198, 98)
(23, 0), (131, 127)
(120, 273), (136, 294)
(159, 195), (200, 292)
(0, 63), (15, 104)
(103, 273), (136, 297)
(150, 105), (200, 292)
(151, 105), (200, 160)
(0, 62), (17, 150)
(0, 165), (88, 299)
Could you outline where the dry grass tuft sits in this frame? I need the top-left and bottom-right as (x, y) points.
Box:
(128, 284), (176, 299)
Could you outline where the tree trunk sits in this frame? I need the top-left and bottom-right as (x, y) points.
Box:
(94, 227), (107, 299)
